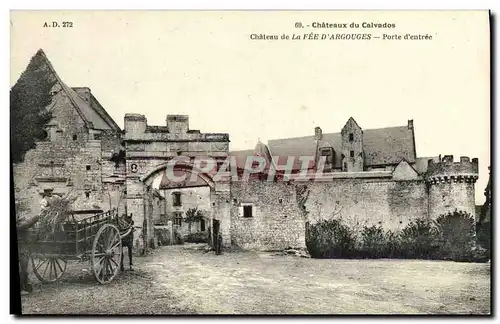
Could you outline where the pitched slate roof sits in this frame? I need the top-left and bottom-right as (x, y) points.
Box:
(267, 124), (417, 169)
(229, 121), (417, 171)
(36, 49), (120, 131)
(72, 87), (122, 131)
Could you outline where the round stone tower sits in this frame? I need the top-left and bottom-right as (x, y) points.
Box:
(425, 155), (479, 221)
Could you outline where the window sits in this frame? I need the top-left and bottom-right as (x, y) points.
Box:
(278, 198), (283, 204)
(94, 133), (102, 140)
(85, 191), (90, 198)
(73, 134), (77, 141)
(200, 219), (205, 231)
(173, 192), (181, 207)
(243, 205), (253, 218)
(349, 133), (354, 141)
(320, 148), (334, 165)
(174, 213), (183, 226)
(86, 165), (91, 171)
(350, 150), (354, 158)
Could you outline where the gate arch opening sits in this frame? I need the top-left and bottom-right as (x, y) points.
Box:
(138, 160), (222, 251)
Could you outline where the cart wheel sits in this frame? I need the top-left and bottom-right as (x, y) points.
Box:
(91, 224), (122, 284)
(31, 256), (67, 283)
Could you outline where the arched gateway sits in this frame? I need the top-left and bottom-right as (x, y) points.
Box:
(123, 114), (231, 252)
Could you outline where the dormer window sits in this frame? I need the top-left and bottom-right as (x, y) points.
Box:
(320, 148), (334, 165)
(349, 133), (354, 141)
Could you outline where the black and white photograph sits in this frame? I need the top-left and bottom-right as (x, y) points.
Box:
(9, 9), (492, 315)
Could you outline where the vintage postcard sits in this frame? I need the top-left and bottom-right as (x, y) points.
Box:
(10, 10), (491, 315)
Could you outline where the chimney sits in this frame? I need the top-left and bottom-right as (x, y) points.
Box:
(314, 126), (323, 140)
(408, 119), (414, 129)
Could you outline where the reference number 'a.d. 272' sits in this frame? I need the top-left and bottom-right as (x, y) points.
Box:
(43, 21), (74, 28)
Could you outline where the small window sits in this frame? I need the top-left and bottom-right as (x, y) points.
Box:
(349, 133), (354, 141)
(73, 134), (77, 141)
(350, 150), (354, 158)
(278, 198), (283, 204)
(243, 205), (253, 218)
(86, 165), (91, 171)
(94, 133), (102, 140)
(85, 191), (90, 198)
(174, 215), (183, 226)
(173, 192), (182, 207)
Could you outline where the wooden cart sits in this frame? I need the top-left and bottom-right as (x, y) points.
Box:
(20, 208), (132, 285)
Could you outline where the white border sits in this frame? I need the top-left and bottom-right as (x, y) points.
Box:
(3, 1), (498, 323)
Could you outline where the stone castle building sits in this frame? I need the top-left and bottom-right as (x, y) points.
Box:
(159, 169), (211, 236)
(12, 50), (480, 253)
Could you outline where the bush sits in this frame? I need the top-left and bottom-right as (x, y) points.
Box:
(399, 218), (439, 259)
(433, 210), (476, 261)
(360, 225), (388, 258)
(476, 221), (491, 253)
(385, 230), (403, 259)
(184, 231), (208, 243)
(173, 228), (184, 245)
(305, 219), (357, 258)
(154, 227), (171, 246)
(304, 211), (487, 263)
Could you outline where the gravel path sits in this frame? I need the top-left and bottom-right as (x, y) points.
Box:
(20, 243), (491, 315)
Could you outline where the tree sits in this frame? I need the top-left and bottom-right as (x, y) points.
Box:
(11, 50), (56, 164)
(184, 207), (204, 234)
(479, 166), (491, 225)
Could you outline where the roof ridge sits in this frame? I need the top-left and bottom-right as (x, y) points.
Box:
(37, 50), (92, 128)
(268, 124), (410, 143)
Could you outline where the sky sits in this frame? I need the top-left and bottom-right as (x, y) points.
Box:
(10, 10), (490, 204)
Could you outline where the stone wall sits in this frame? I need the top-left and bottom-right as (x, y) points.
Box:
(425, 155), (478, 220)
(230, 180), (306, 251)
(12, 78), (127, 249)
(229, 176), (430, 251)
(428, 181), (476, 220)
(12, 86), (122, 219)
(163, 186), (212, 216)
(162, 186), (211, 236)
(305, 179), (428, 232)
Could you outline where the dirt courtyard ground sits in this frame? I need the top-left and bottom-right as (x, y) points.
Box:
(20, 243), (491, 315)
